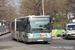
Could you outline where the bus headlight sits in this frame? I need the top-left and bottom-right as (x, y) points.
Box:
(47, 34), (51, 38)
(28, 34), (33, 38)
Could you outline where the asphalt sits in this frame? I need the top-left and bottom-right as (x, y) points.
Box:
(0, 33), (75, 50)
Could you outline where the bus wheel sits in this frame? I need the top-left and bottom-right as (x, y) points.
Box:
(44, 41), (48, 44)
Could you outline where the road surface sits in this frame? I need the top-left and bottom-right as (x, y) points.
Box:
(0, 33), (75, 50)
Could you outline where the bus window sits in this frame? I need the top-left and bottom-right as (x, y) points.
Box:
(16, 22), (19, 31)
(11, 22), (14, 31)
(19, 21), (27, 31)
(30, 20), (50, 33)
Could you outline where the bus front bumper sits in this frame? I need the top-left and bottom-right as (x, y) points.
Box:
(26, 38), (52, 42)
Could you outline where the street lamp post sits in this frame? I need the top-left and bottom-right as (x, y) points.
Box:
(42, 0), (44, 15)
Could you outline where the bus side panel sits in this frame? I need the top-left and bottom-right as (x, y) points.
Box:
(11, 22), (15, 39)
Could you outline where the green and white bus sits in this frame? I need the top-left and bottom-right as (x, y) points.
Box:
(11, 15), (52, 43)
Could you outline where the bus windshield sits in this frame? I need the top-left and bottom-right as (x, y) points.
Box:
(67, 25), (75, 30)
(29, 20), (50, 33)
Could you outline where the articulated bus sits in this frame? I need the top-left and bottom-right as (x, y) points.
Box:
(11, 15), (52, 43)
(0, 20), (10, 35)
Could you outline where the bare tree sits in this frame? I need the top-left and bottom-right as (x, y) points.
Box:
(20, 0), (42, 16)
(20, 0), (75, 23)
(0, 0), (19, 21)
(3, 5), (19, 21)
(0, 0), (8, 19)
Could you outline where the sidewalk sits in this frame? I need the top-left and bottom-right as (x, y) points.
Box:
(52, 37), (63, 40)
(0, 33), (11, 39)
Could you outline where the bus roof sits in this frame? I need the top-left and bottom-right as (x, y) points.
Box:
(18, 15), (50, 19)
(12, 15), (50, 22)
(26, 15), (50, 18)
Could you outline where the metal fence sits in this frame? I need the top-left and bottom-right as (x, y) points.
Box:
(52, 23), (66, 29)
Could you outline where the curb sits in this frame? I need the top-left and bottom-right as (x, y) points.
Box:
(52, 37), (63, 40)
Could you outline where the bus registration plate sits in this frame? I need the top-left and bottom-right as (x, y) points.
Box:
(37, 40), (43, 41)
